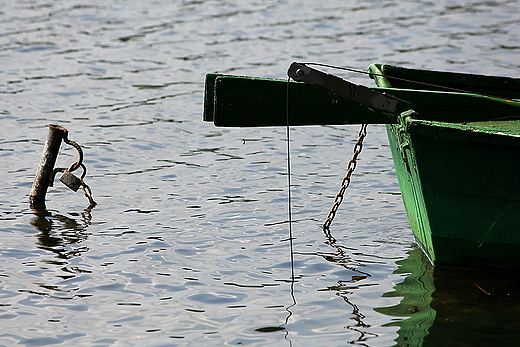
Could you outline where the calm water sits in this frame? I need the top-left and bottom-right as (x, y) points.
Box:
(1, 0), (520, 346)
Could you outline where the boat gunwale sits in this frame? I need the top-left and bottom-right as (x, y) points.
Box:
(403, 117), (520, 146)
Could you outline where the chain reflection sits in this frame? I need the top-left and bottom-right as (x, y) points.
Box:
(320, 226), (376, 346)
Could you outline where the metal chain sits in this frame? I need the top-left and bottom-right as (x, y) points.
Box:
(79, 162), (96, 207)
(81, 181), (96, 208)
(63, 130), (83, 172)
(323, 124), (368, 231)
(49, 131), (96, 208)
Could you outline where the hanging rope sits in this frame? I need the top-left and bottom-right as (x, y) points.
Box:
(286, 77), (296, 284)
(276, 77), (297, 339)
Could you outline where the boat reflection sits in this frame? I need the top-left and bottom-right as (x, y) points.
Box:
(375, 247), (520, 346)
(30, 204), (92, 260)
(374, 247), (435, 346)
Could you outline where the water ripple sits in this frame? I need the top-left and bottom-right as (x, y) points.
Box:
(1, 0), (520, 345)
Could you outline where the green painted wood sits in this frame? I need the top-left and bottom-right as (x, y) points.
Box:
(386, 120), (436, 263)
(369, 63), (520, 99)
(466, 120), (520, 135)
(204, 73), (520, 127)
(205, 74), (397, 126)
(203, 73), (219, 122)
(376, 88), (520, 122)
(370, 63), (520, 269)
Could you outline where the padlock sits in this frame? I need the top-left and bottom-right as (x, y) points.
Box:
(59, 170), (82, 192)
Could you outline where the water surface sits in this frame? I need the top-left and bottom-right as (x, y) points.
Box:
(1, 0), (520, 345)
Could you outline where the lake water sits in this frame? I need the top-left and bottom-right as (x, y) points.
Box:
(1, 0), (520, 346)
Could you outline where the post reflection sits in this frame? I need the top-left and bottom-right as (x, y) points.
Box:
(30, 203), (93, 260)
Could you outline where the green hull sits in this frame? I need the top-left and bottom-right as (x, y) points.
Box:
(369, 64), (520, 269)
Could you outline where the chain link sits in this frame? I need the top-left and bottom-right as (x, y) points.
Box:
(79, 162), (96, 208)
(62, 130), (84, 172)
(323, 124), (367, 231)
(56, 132), (96, 207)
(81, 181), (96, 208)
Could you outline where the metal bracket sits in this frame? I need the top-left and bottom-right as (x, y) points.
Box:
(287, 62), (412, 115)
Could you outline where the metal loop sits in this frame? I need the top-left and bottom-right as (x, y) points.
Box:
(63, 133), (96, 207)
(79, 163), (87, 179)
(49, 167), (66, 186)
(62, 130), (83, 172)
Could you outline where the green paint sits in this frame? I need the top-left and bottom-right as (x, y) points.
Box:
(369, 63), (520, 269)
(204, 73), (520, 127)
(205, 74), (397, 126)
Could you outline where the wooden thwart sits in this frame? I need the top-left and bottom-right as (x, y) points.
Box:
(203, 69), (520, 127)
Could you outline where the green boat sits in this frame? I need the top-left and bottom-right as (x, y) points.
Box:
(203, 62), (520, 269)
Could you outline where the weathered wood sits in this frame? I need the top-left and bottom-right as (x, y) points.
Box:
(203, 73), (520, 127)
(204, 74), (398, 127)
(369, 63), (520, 98)
(371, 63), (520, 269)
(29, 124), (67, 206)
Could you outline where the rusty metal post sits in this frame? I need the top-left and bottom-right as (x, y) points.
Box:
(29, 124), (67, 207)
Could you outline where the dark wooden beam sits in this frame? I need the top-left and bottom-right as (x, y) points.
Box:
(203, 73), (520, 127)
(204, 74), (397, 127)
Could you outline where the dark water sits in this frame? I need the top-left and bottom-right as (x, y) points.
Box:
(1, 0), (520, 346)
